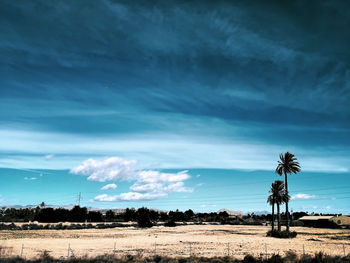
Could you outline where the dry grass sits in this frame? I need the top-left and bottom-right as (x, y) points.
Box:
(0, 225), (349, 259)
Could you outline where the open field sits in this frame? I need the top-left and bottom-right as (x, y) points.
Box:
(1, 225), (350, 260)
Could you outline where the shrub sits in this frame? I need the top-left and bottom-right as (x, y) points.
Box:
(164, 220), (176, 227)
(21, 224), (29, 230)
(243, 254), (258, 262)
(290, 220), (304, 227)
(268, 254), (283, 263)
(54, 223), (67, 230)
(284, 251), (297, 261)
(242, 219), (263, 226)
(153, 255), (162, 263)
(137, 217), (153, 228)
(28, 224), (43, 230)
(96, 223), (108, 229)
(267, 230), (297, 238)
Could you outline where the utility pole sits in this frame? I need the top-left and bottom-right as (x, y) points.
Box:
(77, 192), (81, 207)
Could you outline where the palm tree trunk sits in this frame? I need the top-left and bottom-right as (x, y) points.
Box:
(284, 171), (290, 232)
(277, 203), (281, 232)
(271, 203), (275, 231)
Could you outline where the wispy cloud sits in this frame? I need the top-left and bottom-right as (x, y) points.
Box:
(24, 177), (37, 181)
(200, 204), (217, 208)
(0, 1), (349, 174)
(291, 193), (337, 201)
(101, 183), (117, 190)
(45, 154), (54, 160)
(94, 192), (167, 202)
(291, 193), (317, 200)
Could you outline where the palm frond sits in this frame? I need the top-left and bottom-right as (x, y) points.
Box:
(275, 152), (301, 176)
(268, 180), (289, 205)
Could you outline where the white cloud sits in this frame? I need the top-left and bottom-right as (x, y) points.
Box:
(291, 193), (317, 200)
(163, 182), (193, 193)
(70, 157), (138, 182)
(130, 182), (163, 193)
(72, 157), (195, 202)
(101, 183), (117, 190)
(300, 205), (333, 211)
(94, 194), (116, 202)
(200, 204), (217, 208)
(24, 177), (37, 180)
(94, 192), (167, 202)
(45, 154), (54, 160)
(292, 193), (337, 201)
(137, 170), (190, 184)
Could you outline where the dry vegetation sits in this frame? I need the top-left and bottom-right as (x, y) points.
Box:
(1, 225), (350, 260)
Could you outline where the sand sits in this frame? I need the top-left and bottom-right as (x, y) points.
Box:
(1, 224), (349, 259)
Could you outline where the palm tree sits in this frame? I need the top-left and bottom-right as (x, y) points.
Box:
(275, 152), (301, 232)
(267, 188), (275, 231)
(268, 180), (289, 231)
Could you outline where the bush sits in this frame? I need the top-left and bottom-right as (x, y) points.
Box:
(136, 207), (153, 228)
(243, 254), (258, 262)
(164, 220), (176, 227)
(137, 217), (153, 228)
(242, 219), (263, 225)
(284, 251), (297, 261)
(153, 255), (162, 263)
(267, 230), (297, 238)
(290, 220), (304, 227)
(28, 224), (43, 230)
(269, 254), (283, 263)
(54, 223), (67, 230)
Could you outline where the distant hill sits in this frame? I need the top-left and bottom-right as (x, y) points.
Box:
(217, 208), (243, 216)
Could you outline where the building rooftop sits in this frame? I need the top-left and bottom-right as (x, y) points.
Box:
(299, 216), (334, 221)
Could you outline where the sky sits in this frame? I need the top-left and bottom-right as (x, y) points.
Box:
(0, 0), (349, 214)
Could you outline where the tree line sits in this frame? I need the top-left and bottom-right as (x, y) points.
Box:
(0, 206), (231, 224)
(0, 205), (313, 227)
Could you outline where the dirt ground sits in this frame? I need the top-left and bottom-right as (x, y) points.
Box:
(1, 225), (350, 259)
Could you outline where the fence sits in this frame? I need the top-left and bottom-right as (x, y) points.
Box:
(0, 241), (348, 260)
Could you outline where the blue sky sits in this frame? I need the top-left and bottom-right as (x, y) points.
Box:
(0, 0), (349, 213)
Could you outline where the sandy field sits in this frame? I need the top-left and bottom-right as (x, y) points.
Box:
(1, 225), (350, 259)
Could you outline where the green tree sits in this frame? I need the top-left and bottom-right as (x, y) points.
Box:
(136, 207), (153, 228)
(105, 210), (115, 221)
(275, 152), (300, 232)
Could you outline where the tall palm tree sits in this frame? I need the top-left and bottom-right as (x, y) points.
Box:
(275, 152), (301, 232)
(268, 180), (289, 231)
